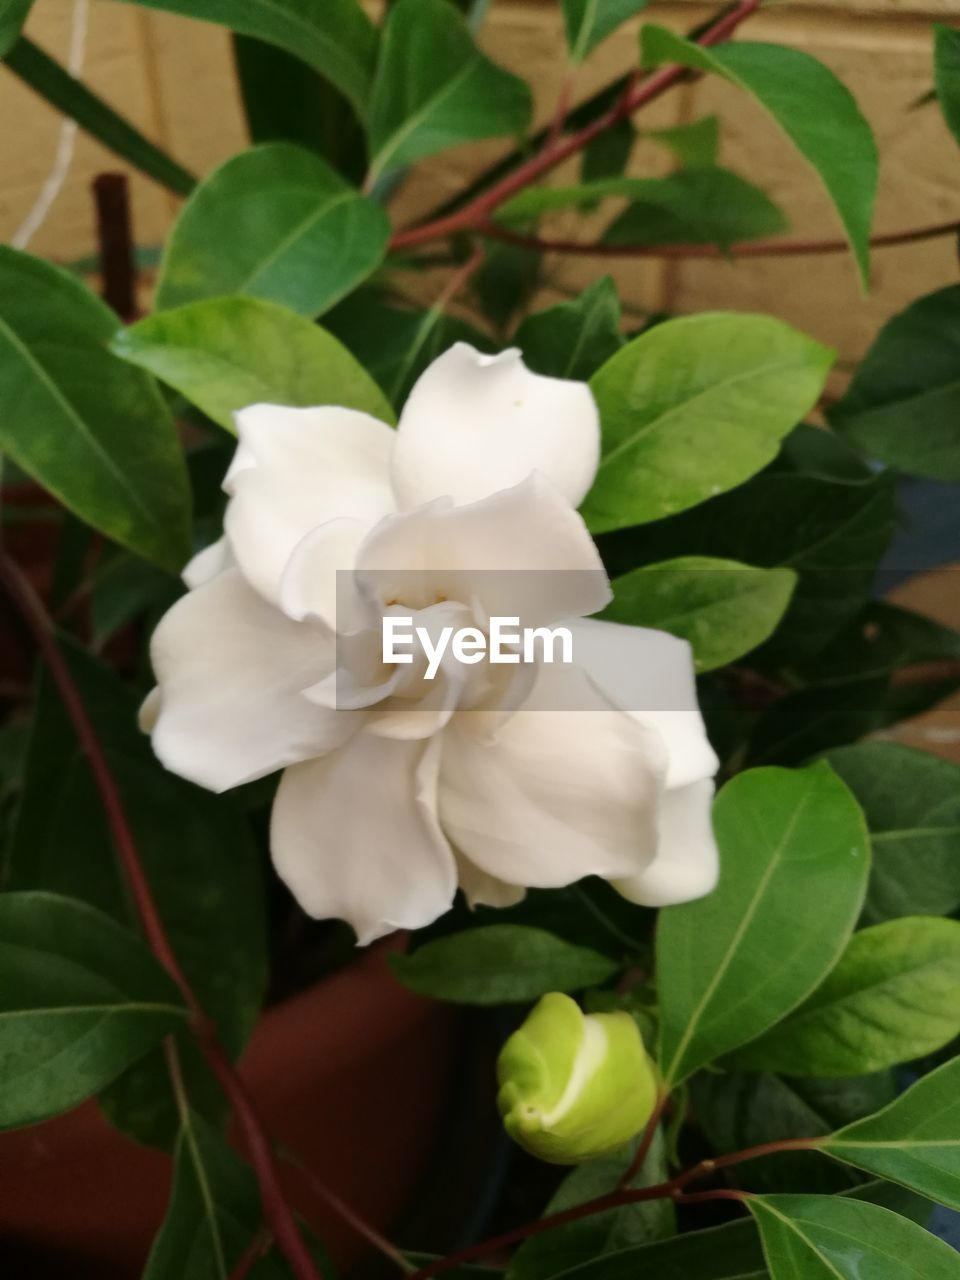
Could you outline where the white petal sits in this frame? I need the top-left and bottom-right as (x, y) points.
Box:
(455, 850), (527, 910)
(438, 663), (667, 890)
(391, 344), (600, 509)
(357, 475), (610, 627)
(271, 733), (457, 944)
(570, 618), (719, 789)
(224, 404), (396, 605)
(182, 536), (234, 589)
(612, 779), (718, 907)
(279, 517), (372, 627)
(148, 569), (354, 792)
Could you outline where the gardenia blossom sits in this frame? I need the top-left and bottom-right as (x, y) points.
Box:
(142, 344), (720, 944)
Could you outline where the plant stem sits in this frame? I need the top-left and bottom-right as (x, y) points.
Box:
(406, 1135), (816, 1280)
(619, 1088), (669, 1187)
(0, 552), (323, 1280)
(389, 0), (762, 252)
(480, 218), (960, 259)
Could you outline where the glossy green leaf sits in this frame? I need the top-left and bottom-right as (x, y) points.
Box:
(823, 1055), (960, 1206)
(691, 1070), (896, 1194)
(507, 1128), (673, 1280)
(825, 742), (960, 923)
(602, 556), (796, 673)
(113, 0), (377, 116)
(143, 1111), (290, 1279)
(829, 285), (960, 479)
(501, 170), (786, 251)
(657, 763), (870, 1086)
(645, 116), (720, 167)
(513, 277), (623, 381)
(368, 0), (532, 179)
(603, 469), (896, 664)
(582, 313), (834, 533)
(641, 27), (877, 285)
(157, 144), (388, 316)
(0, 892), (186, 1129)
(232, 33), (366, 181)
(805, 603), (960, 687)
(561, 0), (653, 62)
(112, 297), (394, 432)
(0, 247), (191, 572)
(7, 643), (266, 1146)
(391, 925), (619, 1005)
(0, 0), (31, 57)
(935, 25), (960, 148)
(4, 38), (195, 195)
(731, 917), (960, 1076)
(750, 1194), (957, 1280)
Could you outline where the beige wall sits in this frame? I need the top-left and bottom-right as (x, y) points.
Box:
(1, 0), (958, 365)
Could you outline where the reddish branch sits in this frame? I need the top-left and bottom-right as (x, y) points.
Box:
(0, 554), (323, 1280)
(407, 1136), (816, 1280)
(480, 218), (960, 260)
(388, 0), (763, 252)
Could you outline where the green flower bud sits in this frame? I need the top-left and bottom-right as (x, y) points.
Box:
(496, 992), (658, 1165)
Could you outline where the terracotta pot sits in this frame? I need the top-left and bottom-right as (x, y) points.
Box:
(0, 938), (457, 1278)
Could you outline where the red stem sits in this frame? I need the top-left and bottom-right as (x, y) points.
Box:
(389, 0), (762, 252)
(407, 1136), (816, 1280)
(228, 1232), (272, 1280)
(0, 553), (323, 1280)
(619, 1088), (669, 1187)
(480, 218), (960, 260)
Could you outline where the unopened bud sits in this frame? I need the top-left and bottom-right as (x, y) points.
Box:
(496, 992), (658, 1165)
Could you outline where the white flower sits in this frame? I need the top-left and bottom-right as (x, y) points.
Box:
(143, 344), (720, 944)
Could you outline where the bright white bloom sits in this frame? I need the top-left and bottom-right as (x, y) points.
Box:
(143, 344), (720, 944)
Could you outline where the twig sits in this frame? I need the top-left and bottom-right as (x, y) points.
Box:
(479, 218), (960, 260)
(619, 1089), (669, 1187)
(93, 173), (137, 321)
(389, 0), (762, 252)
(547, 68), (578, 148)
(407, 1136), (816, 1280)
(434, 241), (486, 313)
(227, 1231), (273, 1280)
(278, 1145), (416, 1275)
(0, 553), (323, 1280)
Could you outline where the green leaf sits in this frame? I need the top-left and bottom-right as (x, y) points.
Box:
(805, 602), (960, 687)
(507, 1127), (674, 1280)
(828, 285), (960, 480)
(368, 0), (532, 179)
(113, 0), (377, 116)
(691, 1070), (895, 1194)
(391, 925), (619, 1005)
(473, 238), (542, 334)
(501, 170), (786, 251)
(513, 277), (623, 381)
(750, 1194), (957, 1280)
(232, 34), (366, 181)
(325, 289), (494, 408)
(0, 0), (31, 57)
(0, 892), (186, 1129)
(603, 469), (896, 664)
(935, 25), (960, 149)
(602, 556), (796, 673)
(582, 313), (834, 533)
(581, 118), (635, 186)
(4, 38), (195, 196)
(604, 171), (785, 250)
(644, 116), (720, 167)
(730, 917), (960, 1077)
(641, 27), (877, 286)
(561, 0), (653, 63)
(7, 643), (266, 1146)
(657, 763), (870, 1087)
(143, 1111), (289, 1279)
(0, 247), (191, 573)
(825, 742), (960, 923)
(156, 144), (389, 317)
(111, 297), (394, 432)
(823, 1055), (960, 1206)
